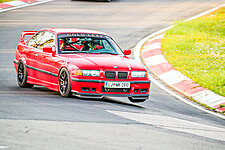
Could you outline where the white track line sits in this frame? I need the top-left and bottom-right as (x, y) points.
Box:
(0, 0), (54, 13)
(134, 3), (225, 120)
(107, 110), (225, 141)
(0, 146), (8, 149)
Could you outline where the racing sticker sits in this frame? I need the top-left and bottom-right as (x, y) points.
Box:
(58, 33), (108, 38)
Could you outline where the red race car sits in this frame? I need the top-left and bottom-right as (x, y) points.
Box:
(14, 28), (151, 102)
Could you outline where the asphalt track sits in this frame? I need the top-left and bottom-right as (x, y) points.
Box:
(0, 0), (225, 149)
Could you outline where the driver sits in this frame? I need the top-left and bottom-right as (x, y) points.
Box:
(59, 39), (65, 51)
(81, 38), (103, 51)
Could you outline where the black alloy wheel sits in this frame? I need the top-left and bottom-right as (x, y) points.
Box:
(17, 61), (34, 88)
(59, 68), (71, 97)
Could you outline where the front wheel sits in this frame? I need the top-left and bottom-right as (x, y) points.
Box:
(59, 68), (72, 97)
(128, 97), (146, 103)
(17, 61), (34, 88)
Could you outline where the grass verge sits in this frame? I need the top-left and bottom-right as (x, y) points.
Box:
(161, 7), (225, 97)
(0, 0), (14, 3)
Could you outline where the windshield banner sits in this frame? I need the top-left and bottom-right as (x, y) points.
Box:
(58, 33), (108, 38)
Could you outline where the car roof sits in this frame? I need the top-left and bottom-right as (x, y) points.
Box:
(42, 28), (108, 36)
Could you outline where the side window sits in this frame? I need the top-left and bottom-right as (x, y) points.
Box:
(102, 40), (112, 50)
(28, 31), (44, 49)
(40, 32), (55, 49)
(28, 31), (55, 50)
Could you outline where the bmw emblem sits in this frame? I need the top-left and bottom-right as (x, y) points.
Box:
(113, 66), (118, 69)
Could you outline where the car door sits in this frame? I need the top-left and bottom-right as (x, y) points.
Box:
(33, 31), (58, 89)
(26, 31), (45, 81)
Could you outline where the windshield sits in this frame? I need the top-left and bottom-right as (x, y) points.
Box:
(57, 33), (123, 55)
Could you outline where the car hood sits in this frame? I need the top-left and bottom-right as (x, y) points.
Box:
(59, 53), (146, 71)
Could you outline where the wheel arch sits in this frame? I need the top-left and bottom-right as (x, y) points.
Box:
(18, 57), (27, 65)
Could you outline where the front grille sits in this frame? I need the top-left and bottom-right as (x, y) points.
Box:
(102, 87), (130, 93)
(104, 71), (128, 79)
(105, 71), (116, 79)
(118, 72), (128, 79)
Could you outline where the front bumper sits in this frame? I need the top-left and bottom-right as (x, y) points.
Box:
(70, 78), (151, 99)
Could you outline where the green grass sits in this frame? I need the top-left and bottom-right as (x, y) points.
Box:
(0, 0), (14, 3)
(219, 104), (225, 108)
(161, 7), (225, 97)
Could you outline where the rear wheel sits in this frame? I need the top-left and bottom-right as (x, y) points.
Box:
(128, 97), (146, 103)
(17, 61), (34, 88)
(59, 68), (71, 97)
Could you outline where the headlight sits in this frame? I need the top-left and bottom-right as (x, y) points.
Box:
(131, 71), (147, 78)
(74, 69), (100, 76)
(82, 70), (100, 76)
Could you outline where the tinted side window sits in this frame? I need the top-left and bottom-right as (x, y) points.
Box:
(102, 40), (116, 52)
(28, 31), (44, 49)
(28, 31), (55, 50)
(40, 32), (55, 49)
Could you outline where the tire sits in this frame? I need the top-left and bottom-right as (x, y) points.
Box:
(17, 61), (34, 88)
(128, 97), (146, 103)
(59, 68), (72, 97)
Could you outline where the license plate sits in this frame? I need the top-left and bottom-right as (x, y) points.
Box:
(104, 81), (130, 88)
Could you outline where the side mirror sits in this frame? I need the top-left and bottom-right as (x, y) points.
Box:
(123, 49), (131, 55)
(43, 46), (55, 54)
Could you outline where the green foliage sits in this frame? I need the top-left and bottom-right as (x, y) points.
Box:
(0, 0), (14, 3)
(162, 7), (225, 97)
(219, 104), (225, 108)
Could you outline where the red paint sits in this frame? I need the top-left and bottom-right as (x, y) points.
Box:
(142, 48), (162, 59)
(14, 28), (151, 98)
(173, 80), (207, 95)
(0, 3), (13, 9)
(20, 0), (38, 3)
(216, 107), (225, 112)
(123, 49), (131, 55)
(149, 62), (174, 75)
(142, 39), (161, 49)
(185, 87), (207, 95)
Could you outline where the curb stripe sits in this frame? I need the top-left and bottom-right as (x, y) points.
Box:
(158, 70), (191, 85)
(142, 48), (162, 59)
(191, 90), (225, 106)
(217, 107), (225, 113)
(173, 80), (207, 95)
(142, 42), (161, 53)
(134, 15), (225, 119)
(0, 3), (13, 9)
(135, 4), (225, 114)
(0, 0), (53, 13)
(21, 0), (38, 3)
(142, 39), (161, 49)
(5, 1), (27, 6)
(144, 55), (168, 66)
(148, 62), (174, 75)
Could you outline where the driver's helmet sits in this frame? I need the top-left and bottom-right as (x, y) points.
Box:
(71, 38), (78, 42)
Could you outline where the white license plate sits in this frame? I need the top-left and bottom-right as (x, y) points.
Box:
(104, 81), (130, 88)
